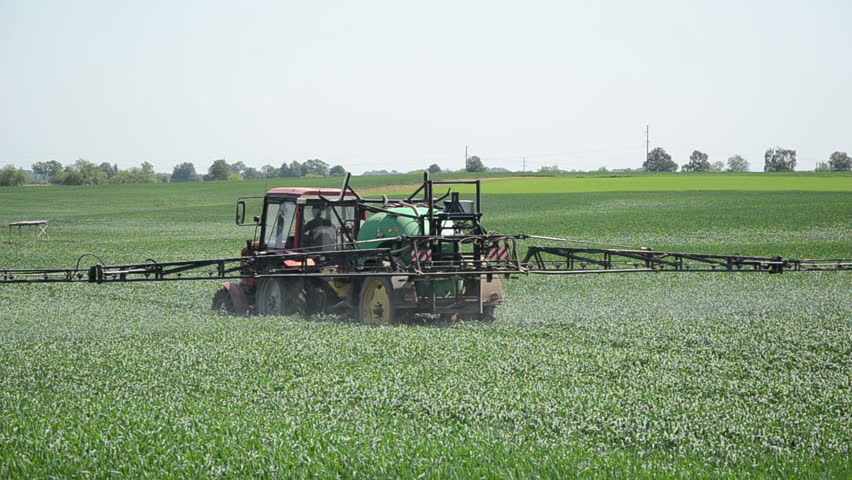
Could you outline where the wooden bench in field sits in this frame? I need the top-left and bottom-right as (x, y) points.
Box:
(8, 220), (49, 241)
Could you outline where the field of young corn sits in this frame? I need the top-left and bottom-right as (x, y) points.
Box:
(1, 173), (850, 478)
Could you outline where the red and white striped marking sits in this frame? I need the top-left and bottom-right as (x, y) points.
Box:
(487, 246), (511, 261)
(410, 248), (432, 263)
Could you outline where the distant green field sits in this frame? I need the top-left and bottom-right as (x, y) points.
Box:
(0, 173), (850, 478)
(458, 172), (852, 193)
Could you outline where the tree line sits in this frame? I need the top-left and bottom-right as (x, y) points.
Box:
(0, 159), (165, 187)
(170, 158), (349, 183)
(643, 148), (851, 173)
(2, 149), (849, 187)
(0, 157), (354, 186)
(0, 156), (472, 187)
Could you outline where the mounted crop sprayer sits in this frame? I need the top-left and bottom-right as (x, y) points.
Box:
(2, 173), (849, 324)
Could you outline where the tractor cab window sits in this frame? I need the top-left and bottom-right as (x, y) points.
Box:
(264, 200), (296, 249)
(302, 204), (356, 249)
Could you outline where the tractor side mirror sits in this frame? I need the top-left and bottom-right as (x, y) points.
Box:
(235, 196), (264, 226)
(235, 200), (246, 225)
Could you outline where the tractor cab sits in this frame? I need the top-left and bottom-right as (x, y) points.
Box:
(244, 188), (360, 252)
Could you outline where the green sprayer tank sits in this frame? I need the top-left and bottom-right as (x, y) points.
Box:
(357, 206), (459, 297)
(357, 206), (433, 249)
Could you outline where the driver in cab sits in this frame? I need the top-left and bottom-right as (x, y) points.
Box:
(303, 206), (333, 247)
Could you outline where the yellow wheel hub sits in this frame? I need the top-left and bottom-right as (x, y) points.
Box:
(362, 279), (392, 325)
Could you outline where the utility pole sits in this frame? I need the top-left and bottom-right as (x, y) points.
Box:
(465, 145), (469, 171)
(645, 125), (650, 162)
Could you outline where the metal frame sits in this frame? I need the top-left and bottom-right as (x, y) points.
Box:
(522, 246), (850, 274)
(4, 236), (848, 285)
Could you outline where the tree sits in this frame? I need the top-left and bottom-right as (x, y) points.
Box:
(427, 164), (442, 174)
(465, 155), (485, 173)
(828, 151), (851, 172)
(0, 165), (27, 186)
(261, 165), (278, 178)
(643, 147), (677, 172)
(32, 160), (63, 183)
(363, 169), (394, 176)
(31, 162), (48, 183)
(206, 159), (231, 181)
(303, 159), (329, 176)
(281, 160), (304, 178)
(170, 162), (200, 182)
(46, 160), (63, 181)
(538, 165), (561, 173)
(726, 155), (750, 172)
(97, 162), (117, 179)
(110, 162), (158, 184)
(815, 162), (831, 172)
(329, 165), (346, 176)
(230, 161), (246, 175)
(243, 167), (262, 180)
(53, 159), (107, 185)
(708, 161), (724, 172)
(681, 150), (710, 172)
(764, 147), (796, 172)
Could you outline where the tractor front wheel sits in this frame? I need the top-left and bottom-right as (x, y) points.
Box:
(359, 277), (398, 325)
(212, 288), (234, 313)
(480, 305), (497, 322)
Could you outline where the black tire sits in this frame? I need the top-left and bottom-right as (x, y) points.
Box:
(256, 279), (282, 315)
(212, 288), (234, 313)
(441, 306), (496, 323)
(286, 279), (307, 316)
(305, 279), (333, 315)
(480, 305), (497, 322)
(256, 278), (306, 316)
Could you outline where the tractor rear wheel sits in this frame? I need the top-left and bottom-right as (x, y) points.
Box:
(359, 277), (399, 325)
(256, 278), (306, 316)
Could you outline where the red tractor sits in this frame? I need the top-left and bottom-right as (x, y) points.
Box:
(209, 177), (505, 323)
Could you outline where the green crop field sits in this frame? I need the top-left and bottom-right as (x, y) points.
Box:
(0, 173), (850, 478)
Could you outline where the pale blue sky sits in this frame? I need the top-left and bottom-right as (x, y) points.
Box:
(2, 0), (850, 173)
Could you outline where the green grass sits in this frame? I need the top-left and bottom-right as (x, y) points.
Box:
(0, 173), (850, 478)
(463, 172), (852, 194)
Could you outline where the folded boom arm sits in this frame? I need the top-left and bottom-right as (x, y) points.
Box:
(522, 246), (850, 274)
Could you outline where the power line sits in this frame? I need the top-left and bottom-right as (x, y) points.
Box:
(645, 124), (650, 163)
(480, 146), (647, 162)
(464, 145), (468, 170)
